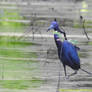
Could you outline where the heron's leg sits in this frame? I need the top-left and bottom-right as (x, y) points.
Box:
(64, 65), (67, 76)
(68, 70), (77, 77)
(80, 68), (92, 75)
(64, 65), (70, 79)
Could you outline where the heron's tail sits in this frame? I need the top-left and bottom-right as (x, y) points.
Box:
(80, 68), (92, 75)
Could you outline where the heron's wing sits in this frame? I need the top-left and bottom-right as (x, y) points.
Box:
(61, 40), (80, 66)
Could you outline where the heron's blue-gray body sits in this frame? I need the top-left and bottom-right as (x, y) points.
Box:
(54, 33), (80, 71)
(61, 40), (80, 70)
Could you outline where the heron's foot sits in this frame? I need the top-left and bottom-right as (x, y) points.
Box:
(68, 71), (77, 77)
(65, 76), (69, 80)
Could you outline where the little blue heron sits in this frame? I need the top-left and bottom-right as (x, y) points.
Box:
(54, 32), (92, 92)
(47, 19), (92, 92)
(54, 32), (80, 77)
(47, 19), (92, 77)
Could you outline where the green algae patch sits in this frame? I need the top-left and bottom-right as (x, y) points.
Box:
(0, 36), (36, 48)
(0, 49), (37, 58)
(88, 41), (92, 45)
(0, 79), (43, 89)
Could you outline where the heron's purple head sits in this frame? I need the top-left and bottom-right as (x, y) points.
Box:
(48, 20), (59, 31)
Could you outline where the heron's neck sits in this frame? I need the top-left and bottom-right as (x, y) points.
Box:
(55, 38), (62, 50)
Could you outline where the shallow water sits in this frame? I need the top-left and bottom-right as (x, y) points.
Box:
(0, 25), (91, 92)
(0, 36), (44, 92)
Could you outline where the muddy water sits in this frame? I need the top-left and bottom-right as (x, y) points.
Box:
(0, 28), (91, 92)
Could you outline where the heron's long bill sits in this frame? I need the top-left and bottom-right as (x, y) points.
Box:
(48, 25), (54, 30)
